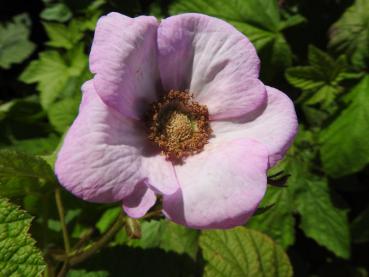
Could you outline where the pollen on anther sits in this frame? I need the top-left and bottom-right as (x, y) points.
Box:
(146, 90), (212, 162)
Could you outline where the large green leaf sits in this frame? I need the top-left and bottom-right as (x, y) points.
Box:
(320, 76), (369, 177)
(170, 0), (304, 80)
(0, 198), (45, 276)
(295, 177), (350, 259)
(259, 129), (351, 258)
(247, 186), (295, 248)
(0, 14), (35, 69)
(0, 149), (57, 197)
(283, 130), (350, 258)
(200, 227), (293, 277)
(329, 0), (369, 69)
(19, 43), (88, 110)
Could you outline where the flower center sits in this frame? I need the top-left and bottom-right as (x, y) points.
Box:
(146, 90), (212, 161)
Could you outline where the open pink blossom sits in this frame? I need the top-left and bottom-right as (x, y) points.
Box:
(55, 12), (298, 229)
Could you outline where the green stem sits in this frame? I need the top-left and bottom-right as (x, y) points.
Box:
(55, 188), (71, 254)
(52, 214), (125, 266)
(68, 214), (125, 266)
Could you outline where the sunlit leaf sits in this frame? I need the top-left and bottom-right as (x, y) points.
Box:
(19, 43), (88, 110)
(0, 14), (35, 69)
(0, 198), (45, 276)
(43, 21), (83, 49)
(96, 207), (122, 234)
(200, 227), (293, 277)
(286, 45), (349, 108)
(0, 149), (57, 197)
(320, 76), (369, 177)
(48, 96), (80, 133)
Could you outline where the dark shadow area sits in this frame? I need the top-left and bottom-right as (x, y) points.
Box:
(73, 245), (202, 277)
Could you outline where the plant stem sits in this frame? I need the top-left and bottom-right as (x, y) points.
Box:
(68, 214), (125, 266)
(54, 188), (71, 254)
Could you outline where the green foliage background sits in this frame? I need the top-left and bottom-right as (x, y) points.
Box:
(1, 0), (369, 276)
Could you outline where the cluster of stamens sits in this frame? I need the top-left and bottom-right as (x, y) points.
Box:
(146, 90), (212, 162)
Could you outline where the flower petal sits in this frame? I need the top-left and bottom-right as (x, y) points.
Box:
(123, 181), (156, 218)
(157, 13), (265, 119)
(211, 86), (298, 167)
(90, 12), (160, 119)
(142, 154), (179, 195)
(163, 139), (268, 229)
(55, 80), (146, 203)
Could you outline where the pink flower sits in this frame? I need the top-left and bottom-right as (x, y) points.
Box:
(55, 12), (297, 229)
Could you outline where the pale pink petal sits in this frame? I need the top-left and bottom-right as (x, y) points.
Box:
(163, 139), (269, 229)
(55, 80), (146, 203)
(142, 154), (179, 195)
(123, 181), (156, 218)
(211, 86), (298, 167)
(157, 13), (266, 119)
(90, 12), (160, 119)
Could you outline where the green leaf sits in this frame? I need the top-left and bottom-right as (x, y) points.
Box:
(0, 198), (45, 276)
(67, 270), (109, 277)
(351, 205), (369, 243)
(329, 0), (369, 69)
(170, 0), (303, 80)
(19, 44), (88, 110)
(320, 76), (369, 177)
(7, 135), (59, 156)
(265, 129), (351, 258)
(286, 66), (326, 91)
(247, 186), (295, 248)
(281, 130), (351, 258)
(295, 178), (350, 259)
(0, 96), (52, 144)
(285, 46), (349, 107)
(40, 3), (72, 22)
(200, 227), (293, 277)
(0, 149), (56, 197)
(96, 207), (122, 234)
(43, 21), (83, 49)
(48, 96), (80, 133)
(0, 14), (35, 69)
(116, 219), (199, 259)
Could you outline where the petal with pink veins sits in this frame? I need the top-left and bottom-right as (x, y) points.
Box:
(90, 12), (160, 119)
(55, 80), (178, 205)
(211, 86), (298, 167)
(157, 13), (266, 120)
(163, 139), (269, 229)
